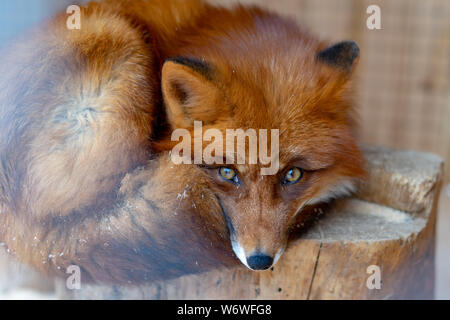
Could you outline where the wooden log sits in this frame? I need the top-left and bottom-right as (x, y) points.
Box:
(0, 247), (55, 299)
(55, 145), (443, 300)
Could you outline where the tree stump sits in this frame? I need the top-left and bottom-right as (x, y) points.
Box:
(54, 145), (443, 300)
(0, 247), (55, 299)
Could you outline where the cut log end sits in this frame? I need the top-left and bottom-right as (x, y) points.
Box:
(55, 145), (443, 300)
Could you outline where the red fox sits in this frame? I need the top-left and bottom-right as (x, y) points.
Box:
(0, 0), (364, 284)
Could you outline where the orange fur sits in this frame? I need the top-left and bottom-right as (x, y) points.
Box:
(0, 0), (364, 283)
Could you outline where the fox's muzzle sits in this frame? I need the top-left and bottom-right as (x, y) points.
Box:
(246, 252), (274, 270)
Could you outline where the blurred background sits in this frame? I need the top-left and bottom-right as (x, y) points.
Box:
(0, 0), (449, 299)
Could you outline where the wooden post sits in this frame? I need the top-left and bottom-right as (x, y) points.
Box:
(56, 145), (443, 300)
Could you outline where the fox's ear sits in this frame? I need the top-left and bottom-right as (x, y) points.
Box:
(162, 57), (222, 129)
(317, 41), (360, 73)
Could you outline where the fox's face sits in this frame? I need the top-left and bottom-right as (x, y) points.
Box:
(160, 41), (365, 270)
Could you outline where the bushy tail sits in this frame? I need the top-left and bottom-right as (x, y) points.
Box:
(0, 2), (157, 220)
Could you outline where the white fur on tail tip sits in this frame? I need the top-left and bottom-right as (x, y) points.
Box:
(307, 179), (357, 206)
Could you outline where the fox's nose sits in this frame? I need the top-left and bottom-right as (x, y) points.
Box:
(246, 253), (274, 270)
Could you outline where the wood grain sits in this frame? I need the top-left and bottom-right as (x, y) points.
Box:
(60, 145), (443, 299)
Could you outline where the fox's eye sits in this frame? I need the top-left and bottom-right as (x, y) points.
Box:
(219, 167), (238, 183)
(283, 167), (304, 185)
